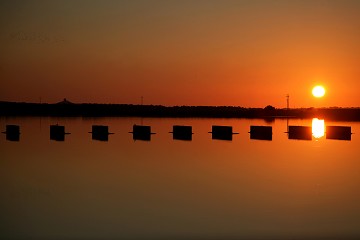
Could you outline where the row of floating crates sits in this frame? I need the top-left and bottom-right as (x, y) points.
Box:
(287, 126), (352, 141)
(2, 124), (353, 142)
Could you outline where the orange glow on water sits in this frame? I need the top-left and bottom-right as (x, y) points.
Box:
(312, 118), (325, 139)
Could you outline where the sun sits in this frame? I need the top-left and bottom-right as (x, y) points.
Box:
(312, 85), (326, 98)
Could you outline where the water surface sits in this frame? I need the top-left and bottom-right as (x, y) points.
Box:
(1, 117), (360, 239)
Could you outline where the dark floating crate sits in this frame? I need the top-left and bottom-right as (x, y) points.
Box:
(132, 125), (152, 141)
(250, 126), (272, 141)
(92, 125), (111, 141)
(50, 125), (66, 141)
(172, 125), (193, 141)
(288, 126), (312, 140)
(211, 125), (233, 141)
(326, 126), (351, 141)
(4, 125), (20, 141)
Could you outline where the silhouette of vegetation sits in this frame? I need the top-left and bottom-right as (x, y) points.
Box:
(0, 101), (360, 121)
(264, 105), (275, 111)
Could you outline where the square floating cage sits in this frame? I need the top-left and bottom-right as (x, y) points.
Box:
(50, 125), (65, 141)
(250, 126), (272, 141)
(5, 125), (20, 141)
(172, 125), (192, 141)
(6, 125), (20, 134)
(132, 125), (151, 141)
(211, 125), (233, 141)
(92, 125), (110, 141)
(326, 126), (351, 141)
(288, 126), (312, 140)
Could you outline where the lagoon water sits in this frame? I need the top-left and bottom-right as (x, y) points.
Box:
(1, 117), (360, 239)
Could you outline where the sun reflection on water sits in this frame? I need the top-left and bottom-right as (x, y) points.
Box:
(312, 118), (325, 139)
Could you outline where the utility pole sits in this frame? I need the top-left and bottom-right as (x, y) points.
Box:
(39, 97), (42, 130)
(140, 96), (144, 125)
(286, 94), (289, 110)
(286, 94), (290, 132)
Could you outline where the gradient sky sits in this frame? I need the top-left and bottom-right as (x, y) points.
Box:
(1, 0), (360, 107)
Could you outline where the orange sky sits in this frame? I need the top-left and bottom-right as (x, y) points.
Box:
(0, 0), (360, 107)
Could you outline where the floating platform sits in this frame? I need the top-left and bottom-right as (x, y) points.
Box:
(170, 125), (193, 141)
(326, 126), (352, 141)
(50, 125), (69, 141)
(90, 125), (113, 141)
(210, 125), (236, 141)
(249, 126), (272, 141)
(2, 125), (20, 141)
(288, 126), (312, 140)
(130, 125), (154, 141)
(1, 123), (355, 143)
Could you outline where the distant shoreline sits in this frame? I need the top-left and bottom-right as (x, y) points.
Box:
(1, 101), (360, 121)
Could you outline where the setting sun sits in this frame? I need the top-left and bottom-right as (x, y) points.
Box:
(312, 85), (326, 98)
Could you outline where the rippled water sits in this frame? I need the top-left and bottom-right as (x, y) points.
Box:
(1, 117), (360, 239)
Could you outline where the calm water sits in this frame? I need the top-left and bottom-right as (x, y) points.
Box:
(1, 117), (360, 240)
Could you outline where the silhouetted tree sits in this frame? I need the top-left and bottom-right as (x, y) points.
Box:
(264, 105), (275, 111)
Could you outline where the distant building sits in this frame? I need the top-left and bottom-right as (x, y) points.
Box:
(56, 98), (74, 104)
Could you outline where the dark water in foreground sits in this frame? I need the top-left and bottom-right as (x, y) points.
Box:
(1, 117), (360, 240)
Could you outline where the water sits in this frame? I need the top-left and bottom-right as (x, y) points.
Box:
(1, 117), (360, 240)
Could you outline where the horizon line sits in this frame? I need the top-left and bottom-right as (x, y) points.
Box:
(1, 100), (360, 110)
